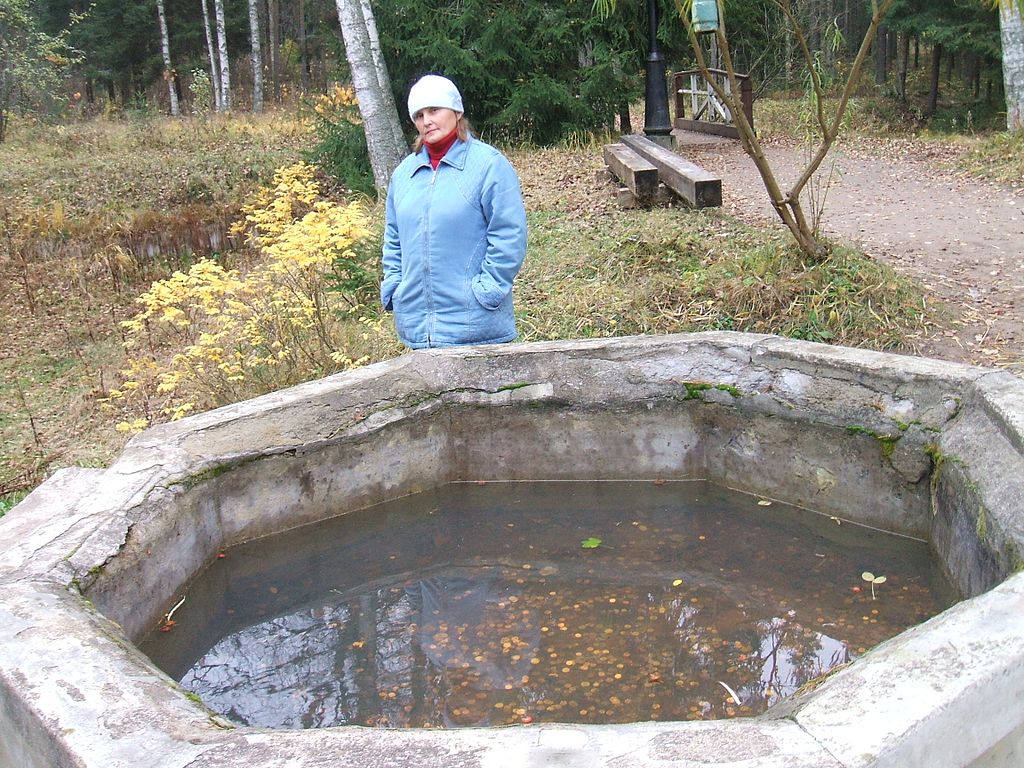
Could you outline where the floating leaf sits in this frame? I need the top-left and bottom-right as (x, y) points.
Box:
(672, 578), (683, 587)
(581, 537), (603, 549)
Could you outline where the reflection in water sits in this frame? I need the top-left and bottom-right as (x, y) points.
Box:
(143, 481), (957, 728)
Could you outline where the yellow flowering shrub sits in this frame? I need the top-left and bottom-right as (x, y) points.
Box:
(312, 85), (359, 120)
(109, 161), (385, 432)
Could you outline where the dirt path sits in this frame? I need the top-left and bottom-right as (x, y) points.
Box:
(677, 132), (1024, 374)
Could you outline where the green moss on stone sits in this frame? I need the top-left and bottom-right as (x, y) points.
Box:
(879, 437), (898, 459)
(682, 382), (742, 400)
(846, 425), (899, 459)
(497, 381), (536, 392)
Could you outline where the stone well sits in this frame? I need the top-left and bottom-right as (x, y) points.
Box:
(1, 332), (1023, 768)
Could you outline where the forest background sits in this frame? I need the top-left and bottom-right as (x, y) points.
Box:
(2, 0), (1023, 515)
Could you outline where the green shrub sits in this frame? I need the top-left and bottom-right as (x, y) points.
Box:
(303, 86), (375, 197)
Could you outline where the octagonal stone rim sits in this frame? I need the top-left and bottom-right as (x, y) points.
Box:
(2, 331), (1023, 768)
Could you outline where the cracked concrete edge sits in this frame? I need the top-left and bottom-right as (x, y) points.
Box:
(939, 372), (1024, 581)
(177, 718), (846, 768)
(0, 580), (223, 768)
(783, 571), (1024, 768)
(968, 369), (1024, 458)
(102, 333), (982, 488)
(0, 466), (159, 587)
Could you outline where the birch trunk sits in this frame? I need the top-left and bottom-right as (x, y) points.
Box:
(298, 0), (309, 91)
(248, 0), (263, 112)
(1000, 0), (1024, 132)
(359, 0), (406, 153)
(201, 0), (222, 110)
(214, 0), (231, 111)
(268, 0), (280, 102)
(156, 0), (179, 116)
(334, 0), (406, 192)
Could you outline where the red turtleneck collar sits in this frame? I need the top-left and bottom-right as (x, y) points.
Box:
(426, 129), (459, 169)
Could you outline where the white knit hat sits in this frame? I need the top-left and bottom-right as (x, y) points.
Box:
(407, 75), (464, 120)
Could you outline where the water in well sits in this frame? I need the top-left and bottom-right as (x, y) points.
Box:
(141, 480), (957, 729)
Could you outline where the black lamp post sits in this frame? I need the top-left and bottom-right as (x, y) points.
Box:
(643, 0), (672, 145)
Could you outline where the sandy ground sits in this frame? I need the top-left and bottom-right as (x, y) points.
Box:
(676, 131), (1024, 375)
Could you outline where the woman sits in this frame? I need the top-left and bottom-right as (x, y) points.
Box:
(381, 74), (528, 349)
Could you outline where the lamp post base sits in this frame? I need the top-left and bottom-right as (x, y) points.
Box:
(642, 131), (674, 149)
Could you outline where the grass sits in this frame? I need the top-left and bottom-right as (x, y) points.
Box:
(961, 131), (1024, 187)
(511, 144), (931, 350)
(0, 492), (27, 520)
(0, 112), (311, 217)
(0, 96), (1014, 501)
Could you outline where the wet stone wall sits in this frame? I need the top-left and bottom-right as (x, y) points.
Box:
(1, 332), (1023, 768)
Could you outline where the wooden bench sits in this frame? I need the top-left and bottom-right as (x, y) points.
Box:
(603, 134), (722, 209)
(602, 143), (659, 202)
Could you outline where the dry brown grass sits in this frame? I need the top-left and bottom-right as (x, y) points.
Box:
(511, 144), (931, 348)
(2, 117), (939, 508)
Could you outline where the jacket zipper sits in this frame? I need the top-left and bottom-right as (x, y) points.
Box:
(425, 166), (438, 345)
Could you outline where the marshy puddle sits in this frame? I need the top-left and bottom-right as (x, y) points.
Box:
(141, 480), (957, 729)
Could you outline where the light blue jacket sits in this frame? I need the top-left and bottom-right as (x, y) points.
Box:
(381, 137), (528, 348)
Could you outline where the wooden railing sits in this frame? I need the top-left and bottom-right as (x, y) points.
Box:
(672, 68), (753, 139)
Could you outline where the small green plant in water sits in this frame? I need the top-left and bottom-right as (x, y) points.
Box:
(861, 571), (887, 600)
(581, 537), (602, 549)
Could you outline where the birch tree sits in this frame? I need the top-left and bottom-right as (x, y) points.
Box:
(155, 0), (179, 116)
(201, 0), (222, 110)
(267, 0), (280, 101)
(997, 0), (1024, 131)
(214, 0), (231, 110)
(247, 0), (263, 111)
(334, 0), (406, 191)
(297, 0), (309, 91)
(359, 0), (406, 157)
